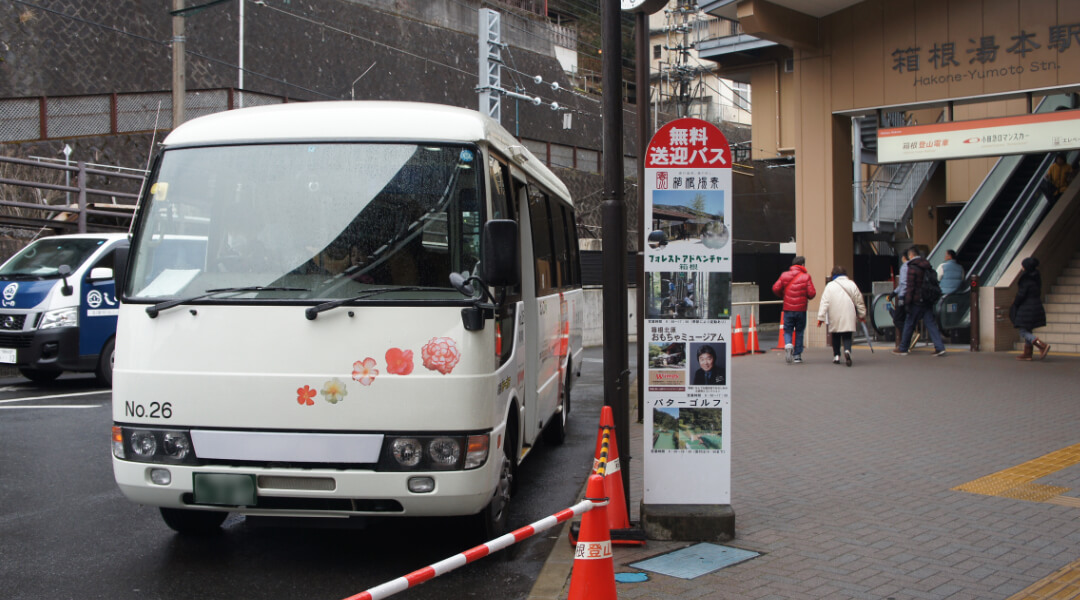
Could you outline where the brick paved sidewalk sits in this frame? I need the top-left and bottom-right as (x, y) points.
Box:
(533, 345), (1080, 600)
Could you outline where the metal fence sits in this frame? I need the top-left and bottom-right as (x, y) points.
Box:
(0, 89), (290, 143)
(0, 155), (143, 233)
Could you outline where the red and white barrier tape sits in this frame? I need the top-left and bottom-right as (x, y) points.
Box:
(342, 497), (598, 600)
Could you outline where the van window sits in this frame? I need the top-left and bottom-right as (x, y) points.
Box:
(0, 238), (106, 279)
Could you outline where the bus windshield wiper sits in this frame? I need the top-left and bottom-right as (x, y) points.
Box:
(305, 286), (438, 320)
(146, 286), (310, 318)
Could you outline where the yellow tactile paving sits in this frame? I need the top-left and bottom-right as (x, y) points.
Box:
(1006, 558), (1080, 600)
(952, 443), (1080, 504)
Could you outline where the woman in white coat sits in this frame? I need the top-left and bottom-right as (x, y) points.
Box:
(816, 266), (867, 366)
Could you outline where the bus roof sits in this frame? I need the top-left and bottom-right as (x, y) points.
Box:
(163, 101), (571, 204)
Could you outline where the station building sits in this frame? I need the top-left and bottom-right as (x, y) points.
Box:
(698, 0), (1080, 351)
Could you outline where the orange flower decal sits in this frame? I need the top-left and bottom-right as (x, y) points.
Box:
(297, 385), (316, 406)
(385, 348), (414, 375)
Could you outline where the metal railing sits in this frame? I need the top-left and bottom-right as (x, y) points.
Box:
(0, 155), (143, 233)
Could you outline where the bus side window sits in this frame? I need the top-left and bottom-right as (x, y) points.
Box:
(488, 156), (514, 221)
(564, 206), (581, 287)
(528, 185), (555, 296)
(550, 201), (569, 290)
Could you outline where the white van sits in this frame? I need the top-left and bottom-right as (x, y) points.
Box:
(0, 233), (128, 385)
(111, 102), (583, 536)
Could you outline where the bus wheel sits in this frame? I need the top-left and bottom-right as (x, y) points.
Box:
(19, 368), (62, 383)
(96, 338), (115, 387)
(160, 507), (227, 535)
(542, 366), (571, 446)
(476, 443), (513, 541)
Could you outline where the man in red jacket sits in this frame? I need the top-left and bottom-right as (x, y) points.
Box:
(772, 256), (817, 364)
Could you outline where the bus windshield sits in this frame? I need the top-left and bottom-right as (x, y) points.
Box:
(0, 238), (107, 279)
(128, 143), (483, 302)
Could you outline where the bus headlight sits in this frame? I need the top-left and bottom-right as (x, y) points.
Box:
(39, 307), (78, 329)
(114, 427), (199, 465)
(427, 438), (461, 467)
(391, 438), (423, 467)
(130, 430), (158, 458)
(464, 435), (489, 470)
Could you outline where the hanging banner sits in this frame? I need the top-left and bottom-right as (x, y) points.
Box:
(642, 118), (732, 505)
(878, 109), (1080, 163)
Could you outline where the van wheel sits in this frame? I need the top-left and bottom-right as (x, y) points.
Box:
(19, 368), (62, 383)
(542, 366), (571, 446)
(475, 442), (513, 542)
(160, 507), (227, 535)
(96, 338), (115, 387)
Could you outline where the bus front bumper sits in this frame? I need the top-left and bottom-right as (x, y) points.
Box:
(112, 457), (498, 518)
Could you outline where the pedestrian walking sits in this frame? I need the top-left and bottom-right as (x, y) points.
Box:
(1010, 256), (1051, 360)
(891, 252), (910, 351)
(816, 266), (867, 366)
(894, 246), (947, 357)
(772, 256), (816, 364)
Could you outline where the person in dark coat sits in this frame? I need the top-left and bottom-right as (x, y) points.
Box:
(894, 247), (946, 356)
(1010, 257), (1050, 360)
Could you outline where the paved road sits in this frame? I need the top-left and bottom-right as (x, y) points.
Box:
(0, 347), (633, 600)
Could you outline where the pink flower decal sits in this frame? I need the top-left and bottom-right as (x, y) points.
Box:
(421, 337), (461, 375)
(385, 348), (414, 375)
(297, 385), (317, 406)
(352, 358), (379, 386)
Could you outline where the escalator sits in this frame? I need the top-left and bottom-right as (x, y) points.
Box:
(868, 93), (1079, 336)
(925, 93), (1079, 331)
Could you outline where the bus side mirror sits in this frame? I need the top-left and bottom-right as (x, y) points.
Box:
(113, 245), (130, 298)
(481, 219), (518, 288)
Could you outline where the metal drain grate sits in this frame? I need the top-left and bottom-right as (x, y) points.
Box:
(629, 543), (759, 579)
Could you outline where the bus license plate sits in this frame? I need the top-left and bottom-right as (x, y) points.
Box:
(0, 348), (15, 364)
(192, 473), (256, 506)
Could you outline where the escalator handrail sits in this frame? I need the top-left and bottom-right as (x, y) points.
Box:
(965, 152), (1056, 285)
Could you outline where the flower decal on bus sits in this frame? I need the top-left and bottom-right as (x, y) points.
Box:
(385, 348), (414, 375)
(421, 337), (461, 375)
(321, 378), (349, 404)
(352, 358), (379, 386)
(297, 385), (317, 406)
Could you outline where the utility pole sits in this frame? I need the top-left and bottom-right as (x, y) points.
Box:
(172, 0), (186, 127)
(601, 0), (630, 502)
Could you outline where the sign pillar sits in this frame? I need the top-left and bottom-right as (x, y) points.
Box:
(640, 118), (735, 541)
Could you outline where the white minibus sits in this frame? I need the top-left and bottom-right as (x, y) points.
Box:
(111, 101), (583, 536)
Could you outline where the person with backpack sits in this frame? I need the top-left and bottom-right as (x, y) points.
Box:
(894, 246), (946, 357)
(1010, 256), (1051, 360)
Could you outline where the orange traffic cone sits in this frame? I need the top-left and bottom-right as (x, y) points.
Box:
(731, 314), (747, 356)
(593, 406), (629, 531)
(748, 315), (765, 354)
(567, 474), (617, 600)
(772, 311), (786, 351)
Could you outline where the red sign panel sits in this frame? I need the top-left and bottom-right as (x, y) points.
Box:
(645, 118), (732, 169)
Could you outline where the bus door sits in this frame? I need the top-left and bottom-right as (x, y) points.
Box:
(514, 177), (542, 444)
(523, 183), (560, 438)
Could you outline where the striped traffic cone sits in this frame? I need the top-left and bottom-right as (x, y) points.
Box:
(773, 311), (786, 351)
(731, 314), (747, 356)
(593, 406), (629, 531)
(567, 474), (617, 600)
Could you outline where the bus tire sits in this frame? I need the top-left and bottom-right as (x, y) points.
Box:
(96, 338), (115, 387)
(475, 435), (513, 542)
(19, 368), (62, 383)
(160, 507), (227, 535)
(542, 364), (571, 446)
